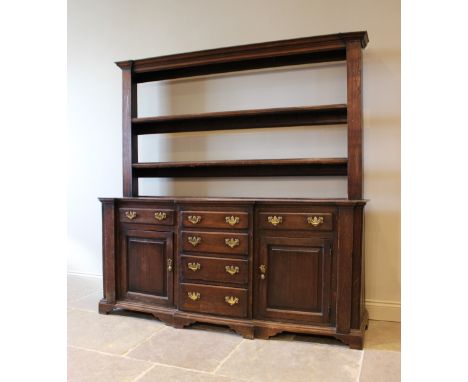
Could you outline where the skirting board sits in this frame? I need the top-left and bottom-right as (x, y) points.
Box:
(365, 299), (401, 322)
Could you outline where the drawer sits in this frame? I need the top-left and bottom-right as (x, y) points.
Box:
(119, 207), (174, 225)
(181, 210), (249, 229)
(181, 231), (248, 255)
(181, 255), (248, 285)
(258, 212), (333, 231)
(179, 283), (248, 318)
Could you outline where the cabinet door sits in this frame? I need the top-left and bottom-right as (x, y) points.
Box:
(256, 236), (332, 324)
(120, 229), (174, 307)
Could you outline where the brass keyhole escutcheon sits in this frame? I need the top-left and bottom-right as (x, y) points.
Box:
(167, 258), (172, 272)
(259, 264), (266, 280)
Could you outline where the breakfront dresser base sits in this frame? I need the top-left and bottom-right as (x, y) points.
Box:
(99, 197), (367, 350)
(99, 298), (368, 349)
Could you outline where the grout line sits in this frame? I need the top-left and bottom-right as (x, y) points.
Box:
(356, 348), (365, 382)
(132, 361), (217, 375)
(211, 338), (245, 375)
(131, 363), (157, 382)
(68, 289), (102, 304)
(68, 344), (127, 358)
(122, 326), (168, 357)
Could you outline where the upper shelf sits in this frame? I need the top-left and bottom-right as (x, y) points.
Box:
(133, 158), (347, 178)
(116, 31), (368, 82)
(132, 104), (347, 135)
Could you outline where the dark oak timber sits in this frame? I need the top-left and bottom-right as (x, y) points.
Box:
(132, 105), (347, 135)
(116, 31), (368, 82)
(133, 158), (348, 178)
(104, 31), (369, 349)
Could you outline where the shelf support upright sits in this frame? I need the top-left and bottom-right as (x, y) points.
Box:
(346, 39), (363, 200)
(117, 60), (138, 196)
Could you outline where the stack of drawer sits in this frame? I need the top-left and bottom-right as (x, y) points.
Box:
(178, 208), (250, 318)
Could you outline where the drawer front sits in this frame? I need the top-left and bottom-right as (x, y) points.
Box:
(181, 255), (248, 285)
(258, 212), (333, 231)
(119, 207), (174, 225)
(181, 231), (248, 255)
(181, 211), (249, 229)
(179, 283), (248, 318)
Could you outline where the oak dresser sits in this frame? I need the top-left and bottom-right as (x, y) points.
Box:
(99, 31), (369, 349)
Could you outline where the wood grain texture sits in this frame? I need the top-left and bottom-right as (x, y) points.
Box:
(179, 283), (248, 318)
(133, 158), (348, 178)
(132, 105), (347, 135)
(116, 31), (368, 82)
(336, 206), (354, 333)
(180, 230), (248, 255)
(121, 64), (138, 197)
(346, 40), (363, 199)
(180, 255), (248, 285)
(256, 236), (331, 324)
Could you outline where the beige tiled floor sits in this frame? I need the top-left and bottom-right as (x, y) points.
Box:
(68, 274), (400, 382)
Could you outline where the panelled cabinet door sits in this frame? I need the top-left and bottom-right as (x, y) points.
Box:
(256, 236), (332, 324)
(119, 229), (174, 307)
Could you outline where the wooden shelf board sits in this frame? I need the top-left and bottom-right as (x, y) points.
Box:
(132, 158), (348, 178)
(116, 32), (368, 82)
(132, 104), (347, 135)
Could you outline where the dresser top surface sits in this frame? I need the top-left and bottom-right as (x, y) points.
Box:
(99, 196), (367, 206)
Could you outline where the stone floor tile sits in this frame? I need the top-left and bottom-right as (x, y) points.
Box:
(293, 333), (346, 346)
(365, 320), (401, 351)
(138, 364), (245, 382)
(68, 274), (102, 302)
(68, 309), (163, 355)
(68, 291), (103, 312)
(127, 326), (242, 372)
(359, 349), (400, 382)
(216, 338), (362, 382)
(67, 346), (152, 382)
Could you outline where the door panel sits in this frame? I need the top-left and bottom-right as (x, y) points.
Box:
(256, 236), (331, 324)
(120, 229), (174, 307)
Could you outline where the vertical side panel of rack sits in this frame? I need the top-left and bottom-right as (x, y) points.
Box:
(346, 40), (363, 200)
(120, 61), (138, 197)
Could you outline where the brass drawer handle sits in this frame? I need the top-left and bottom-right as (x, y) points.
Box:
(225, 238), (240, 248)
(225, 216), (240, 226)
(188, 262), (201, 272)
(167, 258), (172, 272)
(259, 264), (266, 280)
(187, 215), (202, 224)
(225, 265), (239, 275)
(188, 292), (200, 301)
(188, 236), (202, 247)
(225, 296), (239, 306)
(154, 211), (167, 221)
(125, 211), (137, 220)
(307, 216), (324, 226)
(267, 216), (282, 226)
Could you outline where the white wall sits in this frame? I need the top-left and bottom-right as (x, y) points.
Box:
(68, 0), (400, 321)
